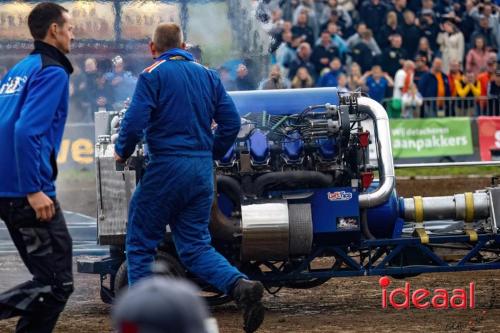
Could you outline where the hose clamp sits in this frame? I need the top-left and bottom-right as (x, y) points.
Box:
(413, 196), (424, 223)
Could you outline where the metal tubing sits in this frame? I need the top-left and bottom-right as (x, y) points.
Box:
(402, 192), (490, 222)
(358, 97), (396, 208)
(241, 201), (290, 261)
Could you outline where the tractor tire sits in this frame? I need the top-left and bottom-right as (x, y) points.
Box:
(113, 251), (232, 306)
(114, 260), (128, 296)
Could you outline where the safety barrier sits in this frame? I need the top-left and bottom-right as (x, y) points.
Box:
(381, 96), (499, 118)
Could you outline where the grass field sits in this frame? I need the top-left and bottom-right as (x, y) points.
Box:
(395, 165), (500, 177)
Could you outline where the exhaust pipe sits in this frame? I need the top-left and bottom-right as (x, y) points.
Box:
(210, 200), (240, 241)
(217, 175), (242, 209)
(357, 97), (396, 208)
(210, 175), (241, 241)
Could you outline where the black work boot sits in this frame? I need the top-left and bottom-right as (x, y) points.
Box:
(231, 279), (265, 333)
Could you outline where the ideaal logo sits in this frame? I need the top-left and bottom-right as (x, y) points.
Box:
(380, 276), (475, 309)
(327, 191), (352, 201)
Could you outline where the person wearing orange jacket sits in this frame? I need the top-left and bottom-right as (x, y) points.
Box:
(447, 60), (463, 97)
(477, 54), (497, 115)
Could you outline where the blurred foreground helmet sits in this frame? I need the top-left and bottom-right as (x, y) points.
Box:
(112, 277), (213, 333)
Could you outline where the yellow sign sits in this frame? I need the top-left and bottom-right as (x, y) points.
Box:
(57, 138), (94, 165)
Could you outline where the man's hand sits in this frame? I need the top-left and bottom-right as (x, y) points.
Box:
(114, 151), (126, 163)
(27, 192), (55, 222)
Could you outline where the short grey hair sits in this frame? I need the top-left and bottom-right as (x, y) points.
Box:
(152, 23), (183, 53)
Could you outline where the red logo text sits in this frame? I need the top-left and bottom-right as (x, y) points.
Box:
(379, 276), (475, 309)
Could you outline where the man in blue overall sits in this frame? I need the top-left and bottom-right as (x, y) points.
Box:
(0, 3), (74, 332)
(114, 23), (265, 333)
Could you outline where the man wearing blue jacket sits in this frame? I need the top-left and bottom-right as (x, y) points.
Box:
(0, 3), (74, 333)
(114, 23), (265, 333)
(418, 58), (452, 117)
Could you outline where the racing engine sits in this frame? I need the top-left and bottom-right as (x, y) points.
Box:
(93, 88), (499, 266)
(210, 89), (383, 261)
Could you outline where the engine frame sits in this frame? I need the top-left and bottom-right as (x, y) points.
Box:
(77, 89), (500, 305)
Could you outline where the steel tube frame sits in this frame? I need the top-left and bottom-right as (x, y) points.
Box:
(249, 234), (500, 284)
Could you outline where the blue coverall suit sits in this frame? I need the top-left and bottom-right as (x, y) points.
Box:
(115, 48), (245, 294)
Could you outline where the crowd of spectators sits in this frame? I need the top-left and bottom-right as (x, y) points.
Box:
(224, 0), (500, 117)
(67, 55), (138, 122)
(1, 53), (142, 122)
(1, 0), (498, 119)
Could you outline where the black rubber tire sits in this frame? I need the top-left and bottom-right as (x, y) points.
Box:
(156, 251), (232, 306)
(114, 260), (128, 296)
(200, 287), (232, 306)
(154, 251), (186, 278)
(113, 252), (232, 306)
(113, 252), (184, 296)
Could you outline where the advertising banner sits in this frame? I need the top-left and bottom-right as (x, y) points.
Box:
(390, 118), (474, 159)
(477, 116), (500, 161)
(0, 1), (115, 41)
(0, 2), (34, 40)
(63, 1), (115, 40)
(57, 123), (94, 171)
(121, 1), (180, 39)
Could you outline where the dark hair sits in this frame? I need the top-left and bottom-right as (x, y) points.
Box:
(28, 2), (68, 40)
(474, 35), (486, 50)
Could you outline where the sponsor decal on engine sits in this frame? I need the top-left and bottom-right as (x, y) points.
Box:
(327, 191), (352, 201)
(336, 217), (359, 230)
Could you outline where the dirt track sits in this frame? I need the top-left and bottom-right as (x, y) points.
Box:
(1, 177), (499, 332)
(1, 264), (499, 333)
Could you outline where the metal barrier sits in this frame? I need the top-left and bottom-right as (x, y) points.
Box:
(381, 96), (499, 118)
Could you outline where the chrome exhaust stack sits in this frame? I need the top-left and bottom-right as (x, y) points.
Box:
(357, 97), (396, 208)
